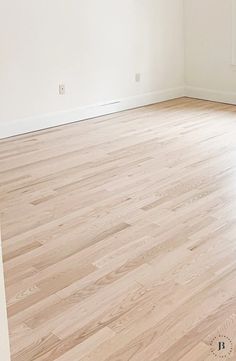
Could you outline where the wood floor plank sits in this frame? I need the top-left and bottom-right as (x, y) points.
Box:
(1, 97), (236, 360)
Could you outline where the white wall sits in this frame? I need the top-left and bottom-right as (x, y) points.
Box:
(185, 0), (236, 103)
(0, 0), (184, 138)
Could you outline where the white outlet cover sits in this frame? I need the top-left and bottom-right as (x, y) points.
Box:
(135, 73), (141, 82)
(59, 84), (65, 95)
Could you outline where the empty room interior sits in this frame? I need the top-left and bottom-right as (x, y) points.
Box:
(1, 1), (236, 360)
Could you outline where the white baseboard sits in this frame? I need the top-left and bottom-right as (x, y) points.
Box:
(0, 87), (184, 139)
(3, 85), (236, 140)
(185, 86), (236, 106)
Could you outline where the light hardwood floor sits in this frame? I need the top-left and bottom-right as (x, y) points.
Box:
(1, 97), (236, 361)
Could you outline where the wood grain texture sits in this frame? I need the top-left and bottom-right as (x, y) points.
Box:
(1, 97), (236, 360)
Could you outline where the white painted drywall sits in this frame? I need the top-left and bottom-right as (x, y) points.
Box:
(0, 0), (184, 138)
(0, 235), (11, 361)
(184, 0), (236, 103)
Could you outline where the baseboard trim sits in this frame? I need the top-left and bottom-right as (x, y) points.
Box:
(185, 86), (236, 106)
(0, 87), (184, 139)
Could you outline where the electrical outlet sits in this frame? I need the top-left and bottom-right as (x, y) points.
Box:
(135, 73), (141, 82)
(59, 84), (65, 95)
